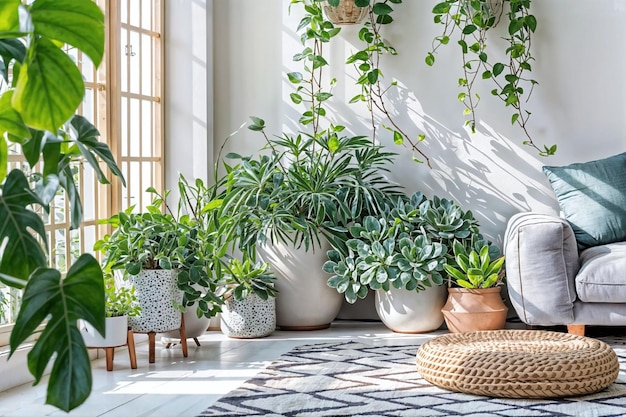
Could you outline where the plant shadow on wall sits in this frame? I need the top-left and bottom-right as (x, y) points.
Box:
(0, 0), (124, 412)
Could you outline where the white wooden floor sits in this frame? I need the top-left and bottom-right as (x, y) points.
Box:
(0, 321), (444, 417)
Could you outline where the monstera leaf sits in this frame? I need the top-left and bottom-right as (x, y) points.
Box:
(9, 254), (105, 411)
(0, 170), (47, 281)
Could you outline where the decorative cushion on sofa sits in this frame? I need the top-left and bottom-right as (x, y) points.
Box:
(576, 242), (626, 303)
(543, 152), (626, 249)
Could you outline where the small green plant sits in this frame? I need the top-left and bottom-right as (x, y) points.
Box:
(444, 241), (505, 289)
(103, 275), (140, 318)
(220, 257), (278, 302)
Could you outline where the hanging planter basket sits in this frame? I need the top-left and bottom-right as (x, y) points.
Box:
(323, 0), (369, 25)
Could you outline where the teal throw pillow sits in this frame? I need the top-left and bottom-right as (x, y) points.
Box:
(543, 152), (626, 250)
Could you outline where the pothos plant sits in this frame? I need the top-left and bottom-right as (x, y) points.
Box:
(0, 0), (124, 412)
(426, 0), (556, 156)
(289, 0), (430, 163)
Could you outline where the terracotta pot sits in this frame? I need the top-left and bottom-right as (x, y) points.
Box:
(322, 0), (369, 25)
(258, 238), (343, 330)
(375, 285), (447, 333)
(441, 287), (508, 333)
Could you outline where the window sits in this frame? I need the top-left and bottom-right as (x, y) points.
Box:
(0, 0), (164, 334)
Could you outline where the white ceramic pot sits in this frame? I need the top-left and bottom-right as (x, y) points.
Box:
(258, 238), (343, 330)
(221, 293), (276, 338)
(375, 284), (447, 333)
(128, 269), (183, 333)
(80, 315), (128, 348)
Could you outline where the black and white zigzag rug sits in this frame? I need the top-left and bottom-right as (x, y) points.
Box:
(197, 339), (626, 417)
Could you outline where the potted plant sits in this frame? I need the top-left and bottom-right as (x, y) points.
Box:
(322, 0), (369, 25)
(80, 274), (141, 349)
(94, 197), (221, 362)
(219, 121), (400, 330)
(153, 177), (225, 345)
(219, 257), (278, 338)
(324, 192), (487, 332)
(441, 241), (507, 333)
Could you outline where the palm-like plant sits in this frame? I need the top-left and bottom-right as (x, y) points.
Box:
(219, 118), (401, 256)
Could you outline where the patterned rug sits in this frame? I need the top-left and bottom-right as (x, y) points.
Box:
(197, 338), (626, 417)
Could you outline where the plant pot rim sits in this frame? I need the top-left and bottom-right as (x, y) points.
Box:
(447, 287), (502, 294)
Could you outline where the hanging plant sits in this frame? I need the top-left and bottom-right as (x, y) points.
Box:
(344, 0), (431, 165)
(426, 0), (556, 156)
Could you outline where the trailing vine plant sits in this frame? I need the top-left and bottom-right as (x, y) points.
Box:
(288, 0), (431, 164)
(426, 0), (556, 156)
(342, 0), (431, 165)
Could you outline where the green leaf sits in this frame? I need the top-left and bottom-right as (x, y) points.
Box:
(525, 15), (538, 32)
(327, 0), (340, 6)
(511, 113), (519, 125)
(0, 0), (24, 37)
(71, 115), (125, 186)
(248, 116), (265, 131)
(12, 37), (84, 132)
(328, 135), (339, 153)
(287, 72), (303, 84)
(372, 3), (393, 15)
(492, 62), (505, 77)
(432, 2), (450, 14)
(425, 52), (435, 66)
(393, 130), (403, 145)
(462, 24), (477, 35)
(0, 170), (47, 280)
(0, 38), (27, 82)
(10, 254), (104, 412)
(30, 0), (105, 67)
(290, 93), (302, 104)
(0, 91), (30, 140)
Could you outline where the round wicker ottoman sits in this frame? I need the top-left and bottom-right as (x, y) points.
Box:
(416, 330), (619, 398)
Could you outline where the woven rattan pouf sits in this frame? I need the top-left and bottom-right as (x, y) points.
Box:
(416, 329), (619, 398)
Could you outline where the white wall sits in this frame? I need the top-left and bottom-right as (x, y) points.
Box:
(206, 0), (626, 247)
(164, 0), (214, 189)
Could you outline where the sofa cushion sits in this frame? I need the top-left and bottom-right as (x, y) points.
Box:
(543, 152), (626, 250)
(576, 242), (626, 303)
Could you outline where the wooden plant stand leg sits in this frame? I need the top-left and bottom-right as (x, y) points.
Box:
(179, 314), (188, 358)
(148, 332), (156, 363)
(127, 329), (137, 369)
(567, 324), (585, 336)
(105, 348), (114, 372)
(193, 337), (200, 347)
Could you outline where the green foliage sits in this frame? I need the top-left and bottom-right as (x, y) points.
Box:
(444, 241), (505, 288)
(219, 257), (278, 302)
(9, 255), (105, 411)
(103, 274), (140, 318)
(0, 0), (124, 411)
(219, 119), (402, 255)
(325, 192), (491, 303)
(428, 0), (555, 156)
(95, 187), (223, 320)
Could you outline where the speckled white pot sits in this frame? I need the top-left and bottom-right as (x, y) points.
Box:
(220, 293), (276, 338)
(128, 269), (183, 333)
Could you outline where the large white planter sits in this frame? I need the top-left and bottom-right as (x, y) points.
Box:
(128, 269), (183, 333)
(80, 316), (128, 348)
(375, 285), (447, 333)
(258, 238), (343, 330)
(221, 293), (276, 338)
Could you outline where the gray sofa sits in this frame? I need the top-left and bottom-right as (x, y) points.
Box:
(504, 212), (626, 336)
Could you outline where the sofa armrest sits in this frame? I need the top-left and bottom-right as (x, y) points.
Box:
(504, 212), (580, 325)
